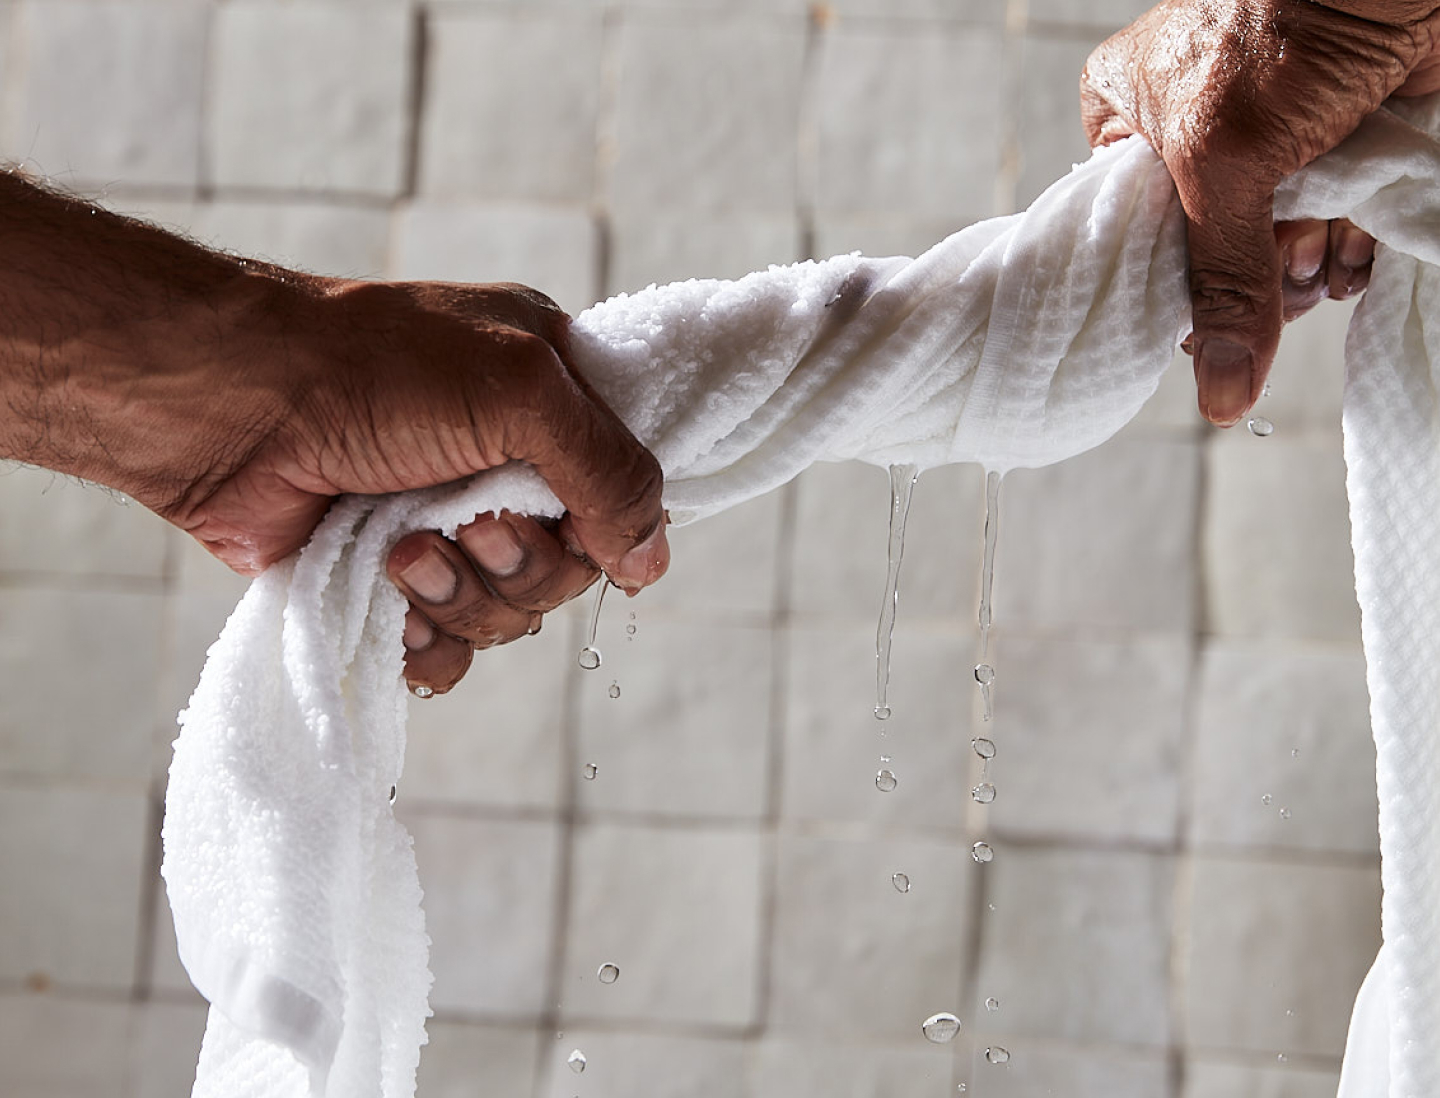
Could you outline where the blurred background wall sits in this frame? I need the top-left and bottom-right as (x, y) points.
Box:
(0, 1), (1378, 1096)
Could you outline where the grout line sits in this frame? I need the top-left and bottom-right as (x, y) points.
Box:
(399, 3), (430, 201)
(130, 791), (166, 1002)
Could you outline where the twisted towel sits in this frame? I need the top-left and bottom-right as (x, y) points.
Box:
(163, 98), (1440, 1097)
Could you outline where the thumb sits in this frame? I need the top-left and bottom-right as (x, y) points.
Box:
(506, 336), (668, 593)
(1177, 175), (1283, 427)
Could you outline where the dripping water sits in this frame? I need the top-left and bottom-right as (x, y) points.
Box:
(875, 464), (920, 720)
(977, 471), (1002, 723)
(577, 580), (609, 670)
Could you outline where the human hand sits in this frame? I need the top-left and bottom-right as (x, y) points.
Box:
(1080, 0), (1440, 425)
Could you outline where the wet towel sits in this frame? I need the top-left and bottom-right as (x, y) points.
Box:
(163, 98), (1440, 1097)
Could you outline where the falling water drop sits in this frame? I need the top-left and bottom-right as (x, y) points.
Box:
(972, 782), (996, 805)
(1261, 793), (1273, 806)
(971, 842), (994, 864)
(1248, 416), (1275, 437)
(921, 1012), (961, 1043)
(388, 785), (397, 804)
(974, 663), (995, 686)
(597, 963), (620, 984)
(876, 769), (898, 793)
(567, 1050), (587, 1074)
(972, 737), (996, 760)
(985, 996), (1000, 1012)
(582, 763), (598, 781)
(977, 471), (1003, 722)
(577, 581), (609, 670)
(412, 685), (434, 700)
(892, 872), (911, 893)
(1279, 807), (1293, 820)
(1277, 1053), (1288, 1064)
(608, 682), (621, 699)
(1291, 747), (1300, 759)
(880, 754), (892, 764)
(957, 1086), (968, 1094)
(626, 624), (637, 636)
(985, 1047), (1011, 1065)
(875, 464), (921, 720)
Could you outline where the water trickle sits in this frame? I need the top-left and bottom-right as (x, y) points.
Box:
(972, 782), (996, 805)
(597, 963), (620, 984)
(921, 1012), (961, 1043)
(608, 682), (621, 699)
(876, 769), (898, 793)
(1248, 416), (1275, 437)
(892, 872), (911, 893)
(972, 737), (996, 760)
(567, 1050), (587, 1074)
(875, 464), (920, 721)
(582, 763), (598, 781)
(985, 1047), (1011, 1066)
(985, 996), (1000, 1012)
(977, 471), (1003, 722)
(388, 785), (397, 804)
(971, 842), (994, 864)
(1261, 793), (1273, 806)
(577, 581), (609, 670)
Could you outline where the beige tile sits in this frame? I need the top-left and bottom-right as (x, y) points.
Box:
(782, 623), (972, 833)
(406, 814), (562, 1020)
(812, 216), (979, 263)
(1184, 856), (1379, 1058)
(0, 465), (170, 579)
(607, 14), (806, 216)
(392, 202), (598, 317)
(1014, 35), (1098, 208)
(963, 1037), (1172, 1098)
(1258, 297), (1354, 435)
(189, 199), (390, 278)
(9, 0), (204, 188)
(209, 1), (412, 195)
(1204, 434), (1360, 643)
(402, 624), (568, 813)
(420, 9), (602, 202)
(0, 993), (133, 1098)
(608, 213), (802, 297)
(750, 1036), (957, 1098)
(1026, 0), (1156, 28)
(769, 833), (973, 1040)
(418, 1020), (540, 1098)
(128, 999), (207, 1098)
(1190, 642), (1377, 855)
(0, 785), (150, 990)
(535, 1028), (748, 1098)
(976, 848), (1173, 1046)
(147, 873), (202, 998)
(0, 588), (165, 785)
(987, 631), (1189, 845)
(575, 620), (772, 821)
(1182, 1058), (1341, 1098)
(561, 822), (764, 1029)
(814, 24), (1004, 220)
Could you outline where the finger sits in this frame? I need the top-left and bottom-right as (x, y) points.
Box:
(1174, 173), (1283, 427)
(388, 532), (535, 650)
(400, 606), (473, 695)
(1328, 219), (1374, 301)
(505, 334), (669, 593)
(456, 512), (600, 613)
(1277, 219), (1330, 321)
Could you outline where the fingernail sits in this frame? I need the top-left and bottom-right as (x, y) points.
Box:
(460, 520), (525, 577)
(403, 610), (435, 651)
(1285, 227), (1327, 283)
(400, 547), (458, 604)
(1336, 223), (1374, 271)
(1196, 339), (1254, 426)
(612, 525), (670, 592)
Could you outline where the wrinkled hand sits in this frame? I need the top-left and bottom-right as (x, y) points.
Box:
(173, 280), (668, 695)
(1080, 0), (1440, 425)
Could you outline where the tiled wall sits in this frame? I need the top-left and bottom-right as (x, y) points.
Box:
(0, 2), (1378, 1097)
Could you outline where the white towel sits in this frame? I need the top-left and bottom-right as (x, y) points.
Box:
(163, 99), (1440, 1097)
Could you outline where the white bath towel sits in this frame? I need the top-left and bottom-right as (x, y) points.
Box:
(163, 98), (1440, 1097)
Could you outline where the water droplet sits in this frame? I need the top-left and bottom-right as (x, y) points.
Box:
(568, 1049), (587, 1074)
(985, 1046), (1011, 1065)
(974, 663), (995, 686)
(880, 754), (892, 764)
(1261, 793), (1273, 805)
(1248, 416), (1274, 437)
(608, 681), (621, 699)
(626, 623), (637, 636)
(876, 769), (898, 793)
(874, 705), (892, 721)
(597, 963), (620, 984)
(971, 841), (994, 864)
(412, 684), (434, 699)
(582, 763), (598, 781)
(577, 646), (602, 671)
(1276, 1053), (1288, 1064)
(985, 996), (1000, 1012)
(892, 872), (910, 893)
(1285, 1008), (1295, 1018)
(972, 737), (996, 760)
(972, 782), (996, 805)
(578, 581), (609, 669)
(1279, 807), (1292, 820)
(921, 1012), (961, 1043)
(388, 785), (397, 804)
(1291, 747), (1300, 758)
(1262, 381), (1273, 398)
(987, 902), (996, 912)
(957, 1086), (968, 1094)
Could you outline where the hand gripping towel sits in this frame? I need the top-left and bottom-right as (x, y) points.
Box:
(163, 96), (1440, 1098)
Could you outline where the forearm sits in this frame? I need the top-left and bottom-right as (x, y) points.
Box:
(0, 170), (314, 512)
